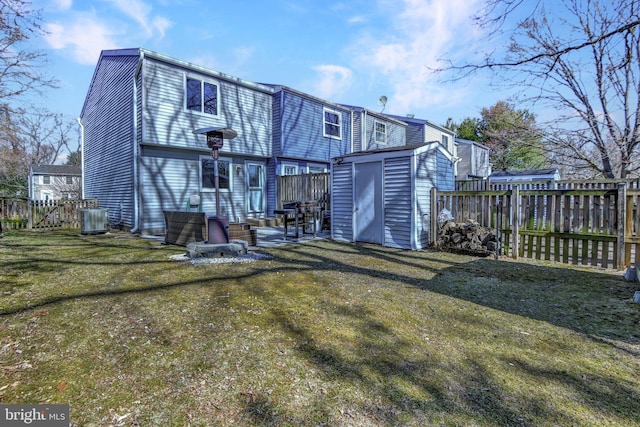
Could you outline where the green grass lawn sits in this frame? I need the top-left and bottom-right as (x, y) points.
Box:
(1, 229), (639, 426)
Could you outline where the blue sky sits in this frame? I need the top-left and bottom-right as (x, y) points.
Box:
(30, 0), (512, 126)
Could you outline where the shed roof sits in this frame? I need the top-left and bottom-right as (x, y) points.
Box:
(30, 165), (81, 176)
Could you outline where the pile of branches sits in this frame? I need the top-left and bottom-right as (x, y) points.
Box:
(436, 219), (500, 256)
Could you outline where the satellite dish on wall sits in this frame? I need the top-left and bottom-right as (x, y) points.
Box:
(378, 95), (387, 112)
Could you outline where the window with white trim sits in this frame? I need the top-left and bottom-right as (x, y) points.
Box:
(307, 163), (326, 174)
(374, 120), (387, 144)
(441, 134), (449, 149)
(323, 107), (342, 139)
(200, 155), (232, 192)
(186, 76), (219, 115)
(281, 163), (298, 176)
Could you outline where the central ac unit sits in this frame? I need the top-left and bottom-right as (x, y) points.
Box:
(81, 208), (109, 234)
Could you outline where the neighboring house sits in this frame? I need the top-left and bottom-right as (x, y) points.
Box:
(455, 138), (492, 180)
(331, 142), (455, 250)
(269, 85), (352, 176)
(80, 48), (274, 234)
(341, 104), (407, 152)
(28, 164), (81, 201)
(386, 114), (458, 175)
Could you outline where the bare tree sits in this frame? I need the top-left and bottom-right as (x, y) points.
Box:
(0, 105), (79, 196)
(0, 0), (56, 101)
(438, 0), (640, 178)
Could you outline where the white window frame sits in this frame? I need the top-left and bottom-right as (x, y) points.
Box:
(374, 120), (387, 145)
(323, 107), (342, 140)
(185, 74), (220, 117)
(441, 134), (450, 150)
(281, 162), (299, 176)
(246, 161), (265, 214)
(307, 163), (327, 174)
(199, 155), (233, 193)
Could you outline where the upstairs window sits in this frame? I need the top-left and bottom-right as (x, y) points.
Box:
(186, 77), (218, 115)
(66, 176), (73, 184)
(323, 107), (342, 139)
(441, 134), (449, 149)
(374, 121), (387, 144)
(43, 175), (50, 184)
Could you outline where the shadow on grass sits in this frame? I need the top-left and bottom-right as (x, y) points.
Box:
(249, 242), (640, 424)
(2, 231), (639, 424)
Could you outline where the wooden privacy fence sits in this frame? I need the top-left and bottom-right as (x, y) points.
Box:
(433, 183), (640, 269)
(276, 173), (330, 210)
(0, 199), (99, 230)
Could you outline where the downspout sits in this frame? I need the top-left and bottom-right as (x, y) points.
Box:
(77, 117), (85, 199)
(130, 51), (144, 234)
(362, 109), (367, 151)
(350, 109), (354, 153)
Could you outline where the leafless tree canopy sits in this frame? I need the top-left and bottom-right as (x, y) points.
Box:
(438, 0), (640, 178)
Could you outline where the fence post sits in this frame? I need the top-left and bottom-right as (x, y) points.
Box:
(511, 185), (520, 259)
(617, 182), (627, 269)
(431, 187), (438, 246)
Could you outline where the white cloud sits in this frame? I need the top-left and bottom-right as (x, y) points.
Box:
(42, 0), (173, 66)
(104, 0), (173, 38)
(44, 15), (120, 65)
(349, 0), (483, 117)
(310, 65), (354, 100)
(51, 0), (73, 10)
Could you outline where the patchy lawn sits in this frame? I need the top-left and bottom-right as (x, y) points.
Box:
(0, 229), (638, 426)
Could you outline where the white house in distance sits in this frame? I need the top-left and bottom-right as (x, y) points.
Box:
(28, 164), (82, 201)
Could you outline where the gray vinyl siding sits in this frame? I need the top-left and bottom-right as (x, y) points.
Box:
(140, 59), (272, 158)
(331, 163), (353, 241)
(436, 150), (455, 190)
(415, 150), (437, 248)
(383, 157), (412, 249)
(138, 147), (255, 234)
(272, 91), (283, 157)
(365, 117), (406, 151)
(404, 122), (424, 146)
(266, 158), (277, 216)
(352, 113), (362, 152)
(279, 90), (351, 161)
(81, 53), (139, 228)
(457, 142), (473, 178)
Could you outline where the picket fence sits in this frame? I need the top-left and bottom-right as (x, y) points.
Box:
(0, 199), (99, 230)
(434, 182), (640, 269)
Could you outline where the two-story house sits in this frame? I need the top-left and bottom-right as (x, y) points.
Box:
(80, 48), (274, 234)
(28, 164), (81, 201)
(81, 48), (456, 236)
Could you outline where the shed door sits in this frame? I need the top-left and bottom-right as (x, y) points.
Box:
(354, 161), (383, 244)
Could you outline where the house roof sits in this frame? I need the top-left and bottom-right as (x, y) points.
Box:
(338, 104), (408, 127)
(385, 114), (456, 135)
(82, 48), (275, 117)
(455, 137), (490, 150)
(333, 141), (451, 163)
(30, 165), (81, 176)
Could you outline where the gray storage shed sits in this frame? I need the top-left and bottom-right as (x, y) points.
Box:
(331, 142), (455, 250)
